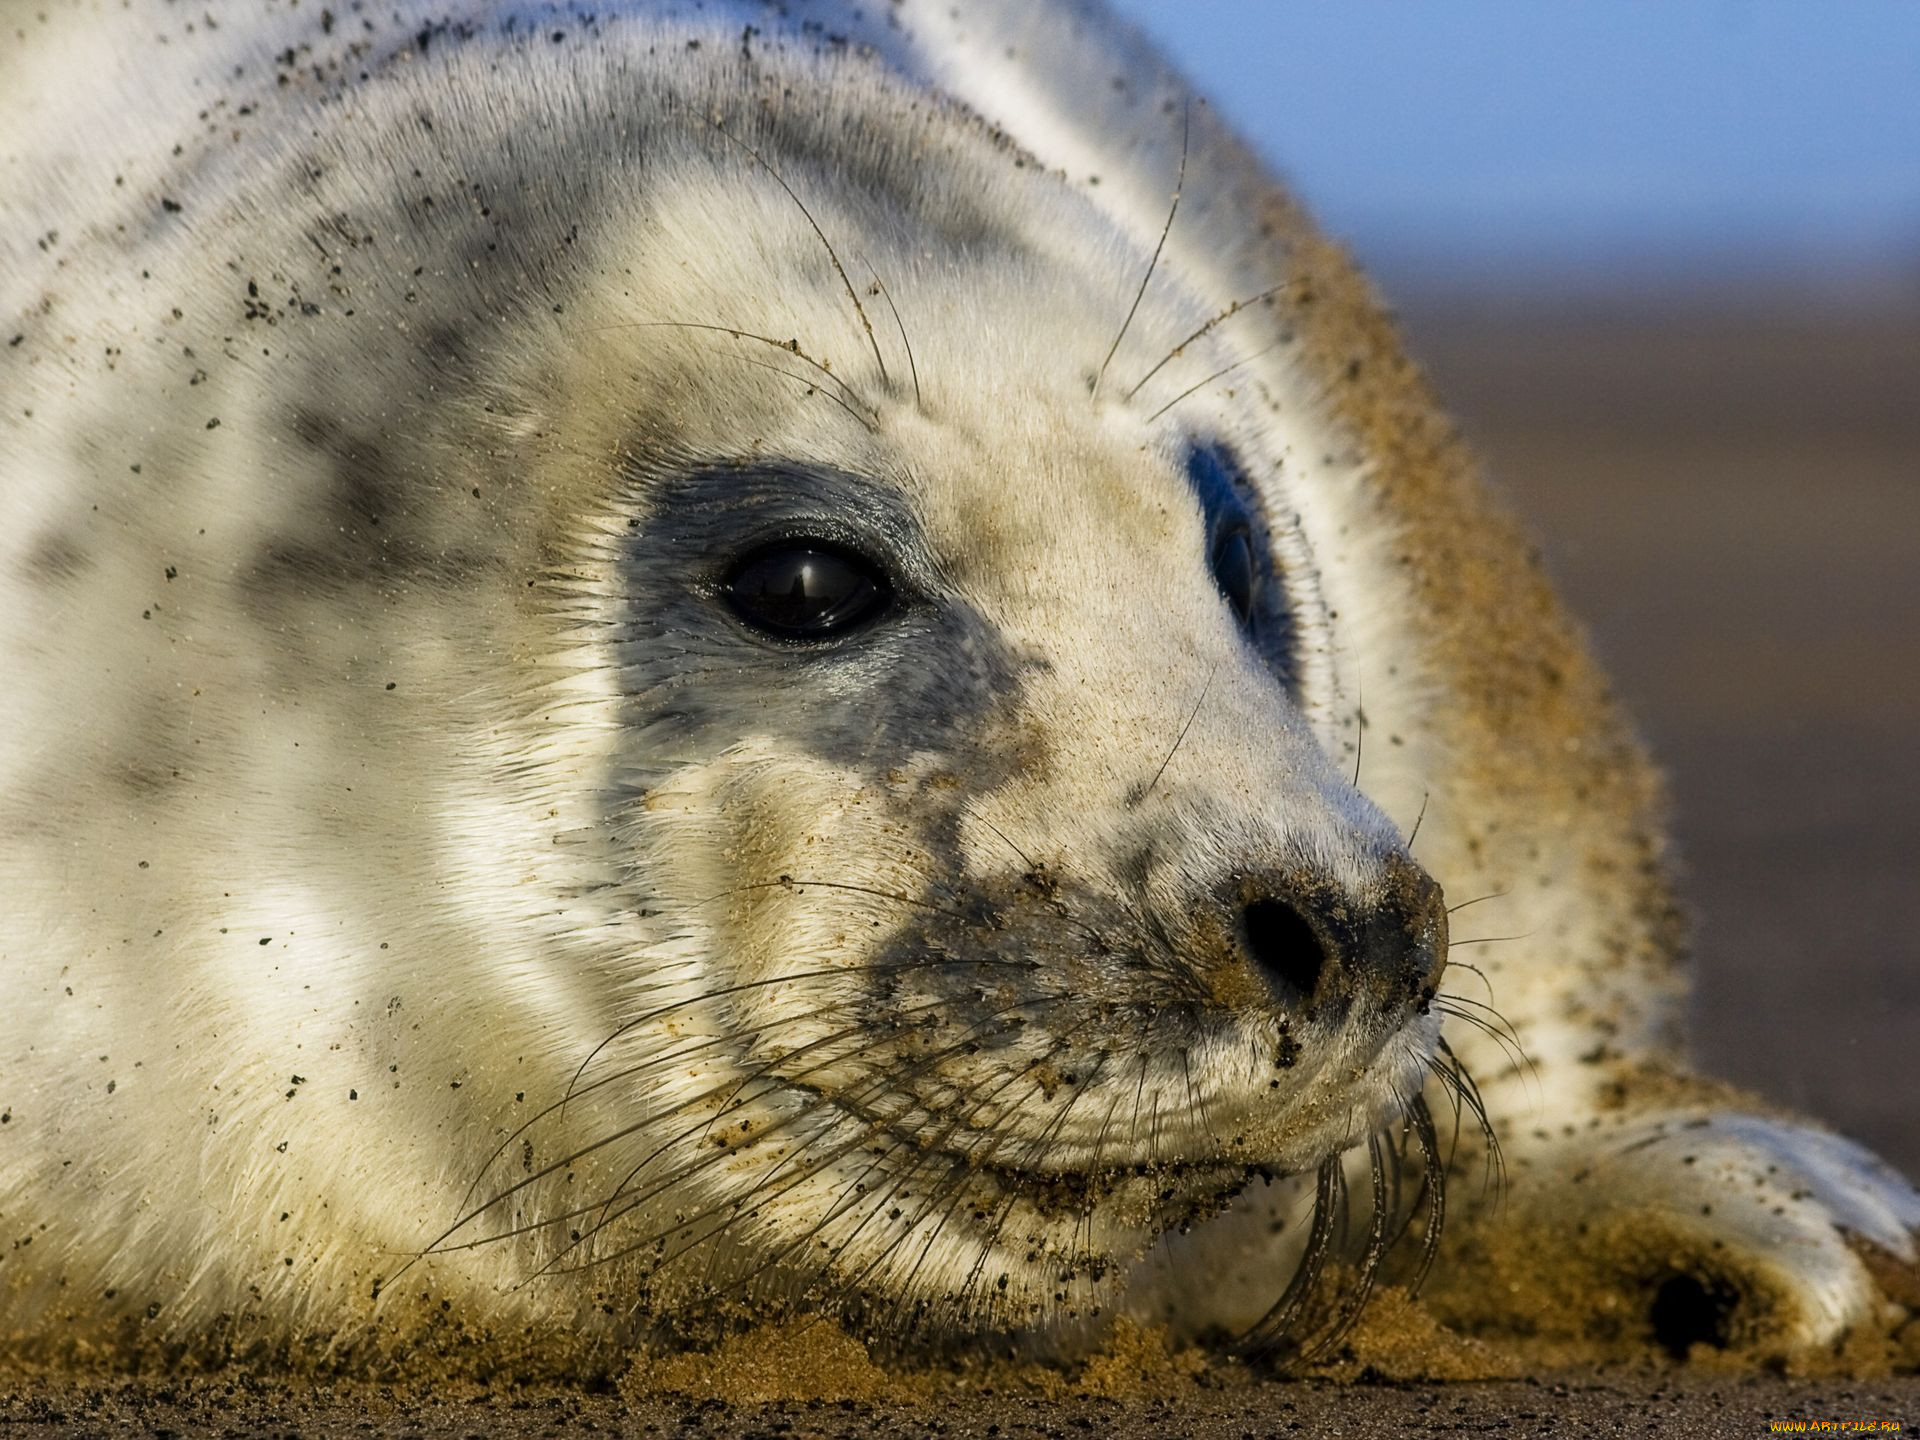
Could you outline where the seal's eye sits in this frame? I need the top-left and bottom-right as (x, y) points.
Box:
(724, 542), (891, 640)
(1210, 524), (1260, 628)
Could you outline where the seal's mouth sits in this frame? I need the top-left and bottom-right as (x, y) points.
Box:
(788, 1073), (1258, 1207)
(774, 982), (1445, 1186)
(773, 1008), (1445, 1267)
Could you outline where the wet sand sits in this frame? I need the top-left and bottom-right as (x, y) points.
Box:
(6, 299), (1916, 1430)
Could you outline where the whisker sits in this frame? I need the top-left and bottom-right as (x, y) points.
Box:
(526, 1102), (876, 1285)
(831, 1064), (1056, 1314)
(1299, 1130), (1391, 1361)
(1402, 1093), (1447, 1296)
(1372, 1094), (1427, 1281)
(427, 977), (1051, 1262)
(1433, 1052), (1468, 1164)
(1127, 1051), (1152, 1153)
(1092, 98), (1189, 400)
(861, 254), (921, 408)
(669, 990), (1074, 1225)
(1234, 1152), (1341, 1361)
(1178, 1046), (1214, 1148)
(455, 993), (862, 1218)
(709, 347), (879, 434)
(1084, 1067), (1131, 1183)
(723, 1131), (933, 1306)
(790, 1019), (1112, 1330)
(562, 948), (1031, 1109)
(1136, 661), (1217, 805)
(1235, 1083), (1458, 1366)
(870, 1168), (973, 1335)
(1434, 999), (1536, 1097)
(969, 809), (1038, 873)
(1124, 279), (1304, 404)
(1142, 342), (1279, 425)
(1433, 999), (1527, 1069)
(698, 113), (891, 390)
(689, 876), (992, 929)
(604, 319), (874, 420)
(1446, 890), (1510, 916)
(950, 1039), (1103, 1312)
(1431, 1037), (1507, 1198)
(402, 991), (906, 1280)
(426, 1016), (893, 1262)
(960, 1090), (1098, 1320)
(528, 994), (1079, 1284)
(1351, 680), (1366, 789)
(1439, 957), (1498, 1006)
(1406, 790), (1430, 852)
(548, 1020), (1075, 1290)
(1057, 1050), (1119, 1288)
(1433, 989), (1524, 1037)
(784, 1027), (1104, 1317)
(596, 1004), (966, 1237)
(1432, 989), (1518, 1029)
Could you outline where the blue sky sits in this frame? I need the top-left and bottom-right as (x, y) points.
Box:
(1108, 1), (1920, 284)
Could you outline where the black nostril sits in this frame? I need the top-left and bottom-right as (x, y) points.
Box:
(1240, 897), (1331, 1004)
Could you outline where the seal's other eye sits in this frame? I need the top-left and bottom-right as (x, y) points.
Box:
(1210, 524), (1259, 627)
(724, 542), (891, 640)
(1185, 440), (1299, 689)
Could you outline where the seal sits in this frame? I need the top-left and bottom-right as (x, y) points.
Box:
(1, 0), (1914, 1369)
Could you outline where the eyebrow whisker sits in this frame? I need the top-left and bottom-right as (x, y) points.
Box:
(1143, 342), (1279, 425)
(610, 319), (876, 419)
(1093, 98), (1190, 401)
(699, 113), (893, 392)
(861, 254), (922, 409)
(714, 350), (880, 434)
(1124, 279), (1303, 404)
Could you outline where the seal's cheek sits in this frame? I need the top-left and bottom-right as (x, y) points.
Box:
(631, 745), (947, 1062)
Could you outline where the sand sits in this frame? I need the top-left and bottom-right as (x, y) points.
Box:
(1, 1368), (1915, 1436)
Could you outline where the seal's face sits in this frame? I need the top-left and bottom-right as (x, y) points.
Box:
(453, 101), (1450, 1330)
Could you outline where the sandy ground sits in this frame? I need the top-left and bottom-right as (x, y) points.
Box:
(5, 299), (1916, 1431)
(0, 1369), (1916, 1437)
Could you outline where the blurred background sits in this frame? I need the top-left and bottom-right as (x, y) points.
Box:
(1112, 1), (1920, 1174)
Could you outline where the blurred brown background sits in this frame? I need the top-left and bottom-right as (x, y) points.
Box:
(1394, 291), (1920, 1177)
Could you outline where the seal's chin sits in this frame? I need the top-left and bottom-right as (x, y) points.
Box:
(772, 1088), (1448, 1354)
(934, 1143), (1258, 1234)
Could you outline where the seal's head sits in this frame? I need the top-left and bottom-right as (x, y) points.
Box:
(391, 55), (1453, 1337)
(0, 25), (1450, 1353)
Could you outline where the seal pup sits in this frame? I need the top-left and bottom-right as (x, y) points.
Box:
(0, 0), (1914, 1367)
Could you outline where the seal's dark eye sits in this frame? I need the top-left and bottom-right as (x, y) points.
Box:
(1210, 524), (1259, 628)
(724, 542), (891, 640)
(1185, 440), (1298, 687)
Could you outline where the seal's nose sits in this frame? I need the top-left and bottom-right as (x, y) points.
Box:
(1231, 856), (1447, 1015)
(1239, 895), (1332, 1003)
